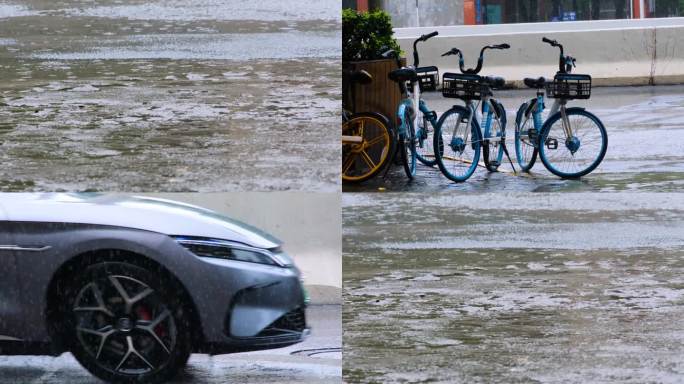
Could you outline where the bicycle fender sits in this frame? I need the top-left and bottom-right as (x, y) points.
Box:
(397, 103), (407, 125)
(491, 99), (507, 127)
(396, 100), (414, 136)
(525, 98), (539, 117)
(515, 99), (534, 127)
(354, 111), (393, 130)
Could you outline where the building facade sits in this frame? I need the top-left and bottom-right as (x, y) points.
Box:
(345, 0), (683, 26)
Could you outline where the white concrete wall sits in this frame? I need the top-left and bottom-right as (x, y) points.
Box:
(142, 193), (341, 304)
(395, 17), (684, 86)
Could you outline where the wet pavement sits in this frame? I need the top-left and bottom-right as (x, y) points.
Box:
(343, 193), (684, 383)
(0, 0), (340, 192)
(344, 85), (684, 193)
(0, 305), (341, 383)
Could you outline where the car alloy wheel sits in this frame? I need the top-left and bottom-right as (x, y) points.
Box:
(66, 262), (191, 384)
(73, 275), (177, 374)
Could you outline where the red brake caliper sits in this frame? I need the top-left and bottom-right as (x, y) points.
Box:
(137, 306), (167, 338)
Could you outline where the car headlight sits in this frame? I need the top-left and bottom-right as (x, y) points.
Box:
(174, 237), (293, 267)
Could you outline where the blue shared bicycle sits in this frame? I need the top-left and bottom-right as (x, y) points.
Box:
(383, 31), (440, 179)
(514, 37), (608, 178)
(433, 43), (514, 182)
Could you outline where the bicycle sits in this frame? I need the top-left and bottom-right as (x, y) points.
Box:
(434, 43), (514, 182)
(342, 68), (394, 183)
(514, 37), (608, 179)
(383, 31), (440, 179)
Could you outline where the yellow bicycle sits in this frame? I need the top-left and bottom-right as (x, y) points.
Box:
(342, 69), (393, 183)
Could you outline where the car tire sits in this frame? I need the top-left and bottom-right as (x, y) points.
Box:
(63, 261), (192, 384)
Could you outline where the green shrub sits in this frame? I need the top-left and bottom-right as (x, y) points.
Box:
(342, 8), (401, 62)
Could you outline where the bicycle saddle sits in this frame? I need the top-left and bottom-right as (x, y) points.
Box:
(482, 76), (505, 89)
(350, 70), (373, 85)
(388, 67), (418, 83)
(524, 77), (546, 89)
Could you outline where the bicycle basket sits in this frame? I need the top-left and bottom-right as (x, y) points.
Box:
(442, 73), (485, 100)
(546, 73), (591, 99)
(416, 66), (439, 92)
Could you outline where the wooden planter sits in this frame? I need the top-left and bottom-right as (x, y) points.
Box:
(343, 58), (405, 127)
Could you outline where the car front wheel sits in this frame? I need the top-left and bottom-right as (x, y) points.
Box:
(64, 261), (192, 384)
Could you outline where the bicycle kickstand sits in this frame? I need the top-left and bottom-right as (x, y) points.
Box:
(501, 142), (517, 174)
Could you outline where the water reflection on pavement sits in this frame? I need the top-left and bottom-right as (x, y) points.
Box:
(343, 193), (684, 383)
(0, 0), (341, 192)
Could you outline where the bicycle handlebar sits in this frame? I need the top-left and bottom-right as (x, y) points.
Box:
(542, 37), (576, 73)
(413, 31), (438, 68)
(490, 43), (510, 50)
(441, 43), (510, 74)
(381, 31), (438, 70)
(420, 31), (439, 41)
(441, 47), (460, 57)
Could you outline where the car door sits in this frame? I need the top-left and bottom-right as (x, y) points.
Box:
(0, 202), (21, 342)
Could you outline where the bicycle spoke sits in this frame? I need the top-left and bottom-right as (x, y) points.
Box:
(540, 111), (605, 177)
(436, 107), (480, 181)
(365, 135), (386, 148)
(342, 153), (357, 174)
(359, 150), (376, 169)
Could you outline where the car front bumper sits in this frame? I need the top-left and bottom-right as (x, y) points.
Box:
(182, 251), (309, 354)
(201, 327), (311, 355)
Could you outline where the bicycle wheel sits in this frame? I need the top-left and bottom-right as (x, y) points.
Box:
(514, 99), (538, 172)
(415, 115), (437, 166)
(539, 108), (608, 178)
(399, 108), (417, 179)
(434, 105), (481, 182)
(483, 100), (506, 172)
(342, 112), (393, 183)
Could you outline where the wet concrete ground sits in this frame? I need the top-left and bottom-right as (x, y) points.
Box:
(0, 0), (340, 192)
(343, 193), (684, 383)
(344, 85), (684, 193)
(0, 305), (341, 383)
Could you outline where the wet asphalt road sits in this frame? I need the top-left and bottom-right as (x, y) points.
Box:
(0, 305), (341, 383)
(0, 0), (340, 192)
(344, 85), (684, 193)
(343, 193), (684, 383)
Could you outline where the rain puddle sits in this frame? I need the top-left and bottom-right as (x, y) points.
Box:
(0, 0), (340, 191)
(343, 192), (684, 383)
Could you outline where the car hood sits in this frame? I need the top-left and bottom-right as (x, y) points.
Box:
(0, 193), (281, 249)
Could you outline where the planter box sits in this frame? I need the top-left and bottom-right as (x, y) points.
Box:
(343, 58), (405, 127)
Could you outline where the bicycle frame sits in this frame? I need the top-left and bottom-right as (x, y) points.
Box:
(530, 37), (579, 142)
(462, 95), (498, 148)
(530, 94), (574, 146)
(398, 82), (439, 141)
